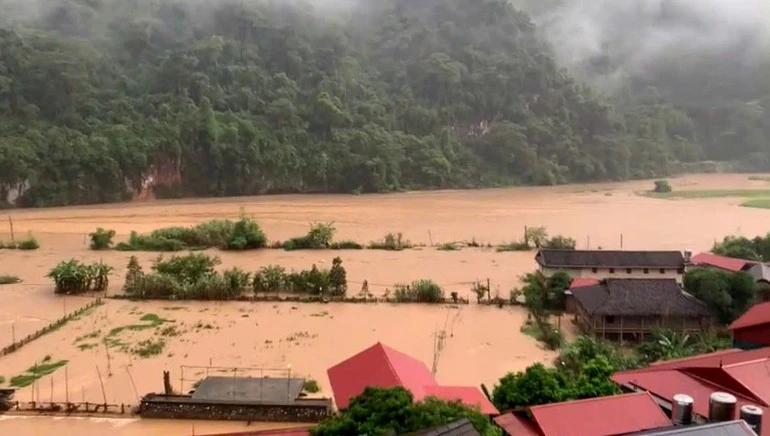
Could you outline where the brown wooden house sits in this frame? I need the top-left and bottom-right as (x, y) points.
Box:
(571, 278), (711, 341)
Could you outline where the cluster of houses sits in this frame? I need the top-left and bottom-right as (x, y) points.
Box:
(200, 248), (770, 436)
(536, 248), (770, 344)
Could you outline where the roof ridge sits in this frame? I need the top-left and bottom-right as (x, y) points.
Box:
(375, 342), (403, 385)
(681, 369), (765, 406)
(531, 391), (648, 411)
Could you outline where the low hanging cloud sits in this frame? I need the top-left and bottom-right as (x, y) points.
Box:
(515, 0), (770, 93)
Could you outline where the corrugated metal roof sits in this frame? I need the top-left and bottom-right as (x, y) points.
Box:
(493, 412), (541, 436)
(730, 302), (770, 330)
(611, 348), (770, 436)
(327, 343), (497, 414)
(423, 386), (498, 415)
(528, 392), (672, 436)
(327, 342), (435, 410)
(536, 250), (685, 268)
(630, 420), (756, 436)
(406, 418), (480, 436)
(691, 253), (753, 273)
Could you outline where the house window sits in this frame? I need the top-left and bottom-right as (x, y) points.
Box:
(592, 268), (598, 273)
(609, 268), (615, 274)
(659, 268), (665, 274)
(678, 267), (685, 274)
(626, 268), (632, 274)
(643, 268), (649, 274)
(606, 316), (616, 324)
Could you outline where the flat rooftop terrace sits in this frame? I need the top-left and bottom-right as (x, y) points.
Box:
(191, 376), (306, 404)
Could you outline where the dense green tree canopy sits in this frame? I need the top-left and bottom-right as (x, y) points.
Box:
(310, 386), (501, 436)
(684, 268), (756, 325)
(0, 0), (768, 207)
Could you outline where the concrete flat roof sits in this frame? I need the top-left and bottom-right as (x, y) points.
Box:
(192, 376), (305, 403)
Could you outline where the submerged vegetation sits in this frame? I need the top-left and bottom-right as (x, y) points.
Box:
(116, 217), (267, 251)
(497, 226), (576, 252)
(0, 275), (20, 284)
(89, 227), (116, 250)
(0, 233), (39, 250)
(122, 252), (348, 299)
(47, 259), (113, 294)
(9, 357), (68, 388)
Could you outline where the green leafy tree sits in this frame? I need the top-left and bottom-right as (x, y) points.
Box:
(311, 387), (500, 436)
(492, 363), (570, 410)
(684, 268), (756, 324)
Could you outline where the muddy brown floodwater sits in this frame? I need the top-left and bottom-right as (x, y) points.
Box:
(1, 174), (769, 435)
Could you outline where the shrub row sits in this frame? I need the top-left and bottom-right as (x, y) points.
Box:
(122, 253), (349, 300)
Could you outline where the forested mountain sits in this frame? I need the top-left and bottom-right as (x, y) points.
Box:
(0, 0), (768, 207)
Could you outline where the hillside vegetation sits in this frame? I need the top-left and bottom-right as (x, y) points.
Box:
(0, 0), (768, 207)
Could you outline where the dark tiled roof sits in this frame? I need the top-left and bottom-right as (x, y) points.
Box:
(405, 418), (479, 436)
(572, 279), (710, 317)
(629, 420), (756, 435)
(536, 250), (685, 268)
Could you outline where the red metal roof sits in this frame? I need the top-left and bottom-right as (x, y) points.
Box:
(729, 301), (770, 330)
(423, 386), (499, 415)
(327, 342), (496, 414)
(327, 342), (435, 409)
(494, 411), (541, 436)
(691, 252), (753, 272)
(529, 392), (671, 436)
(569, 278), (600, 289)
(611, 348), (770, 436)
(201, 428), (312, 436)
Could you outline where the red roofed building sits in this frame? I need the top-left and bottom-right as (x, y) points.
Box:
(493, 392), (672, 436)
(729, 302), (770, 349)
(327, 342), (498, 415)
(611, 347), (770, 435)
(691, 253), (755, 273)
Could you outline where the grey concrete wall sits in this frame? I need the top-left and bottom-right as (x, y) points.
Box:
(139, 394), (331, 423)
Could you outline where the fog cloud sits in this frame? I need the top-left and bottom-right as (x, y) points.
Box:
(515, 0), (770, 92)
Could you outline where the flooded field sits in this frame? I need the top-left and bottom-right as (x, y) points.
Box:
(1, 173), (769, 435)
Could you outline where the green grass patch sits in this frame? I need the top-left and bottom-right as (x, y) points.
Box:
(0, 376), (5, 384)
(77, 343), (98, 351)
(642, 189), (770, 199)
(741, 198), (770, 209)
(74, 330), (101, 343)
(437, 242), (460, 251)
(10, 358), (68, 388)
(748, 176), (770, 182)
(106, 313), (173, 341)
(132, 338), (166, 358)
(0, 275), (21, 284)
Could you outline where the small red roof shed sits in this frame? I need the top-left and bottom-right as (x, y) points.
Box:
(494, 392), (672, 436)
(327, 342), (498, 415)
(729, 302), (770, 348)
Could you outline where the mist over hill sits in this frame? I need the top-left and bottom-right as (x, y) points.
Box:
(0, 0), (768, 207)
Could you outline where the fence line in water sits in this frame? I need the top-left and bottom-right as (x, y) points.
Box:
(0, 299), (103, 358)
